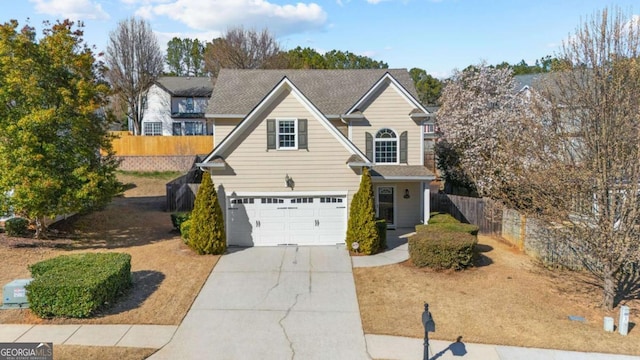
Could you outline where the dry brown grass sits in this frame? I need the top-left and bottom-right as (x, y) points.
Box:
(0, 173), (218, 325)
(354, 235), (640, 355)
(53, 346), (156, 360)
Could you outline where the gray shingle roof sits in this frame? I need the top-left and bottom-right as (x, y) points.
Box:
(156, 76), (213, 97)
(513, 74), (547, 92)
(207, 69), (419, 116)
(370, 165), (435, 179)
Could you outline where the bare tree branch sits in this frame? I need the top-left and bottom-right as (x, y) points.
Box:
(105, 17), (164, 135)
(203, 27), (286, 78)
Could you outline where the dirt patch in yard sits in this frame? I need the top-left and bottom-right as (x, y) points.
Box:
(0, 172), (217, 325)
(354, 235), (640, 355)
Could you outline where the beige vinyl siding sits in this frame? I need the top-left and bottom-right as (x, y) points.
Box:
(213, 118), (242, 145)
(212, 89), (360, 197)
(352, 81), (422, 165)
(390, 182), (422, 227)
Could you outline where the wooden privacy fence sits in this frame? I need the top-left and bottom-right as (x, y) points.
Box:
(108, 131), (213, 156)
(166, 168), (203, 212)
(431, 193), (502, 235)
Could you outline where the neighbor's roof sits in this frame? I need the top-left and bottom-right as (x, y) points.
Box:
(207, 69), (419, 116)
(155, 76), (213, 97)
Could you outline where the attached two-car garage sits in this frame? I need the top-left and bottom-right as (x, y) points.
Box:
(226, 194), (347, 246)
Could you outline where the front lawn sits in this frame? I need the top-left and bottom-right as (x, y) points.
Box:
(0, 172), (217, 325)
(354, 235), (640, 355)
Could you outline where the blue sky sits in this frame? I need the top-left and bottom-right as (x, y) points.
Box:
(5, 0), (639, 77)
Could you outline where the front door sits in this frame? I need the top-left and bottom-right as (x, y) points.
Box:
(377, 186), (395, 228)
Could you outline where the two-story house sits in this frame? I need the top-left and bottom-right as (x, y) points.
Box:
(198, 69), (435, 246)
(140, 76), (213, 136)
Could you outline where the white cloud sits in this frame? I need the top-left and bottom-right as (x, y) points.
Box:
(138, 0), (327, 36)
(29, 0), (110, 20)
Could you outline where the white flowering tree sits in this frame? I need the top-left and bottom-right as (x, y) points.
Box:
(437, 8), (640, 310)
(436, 63), (539, 199)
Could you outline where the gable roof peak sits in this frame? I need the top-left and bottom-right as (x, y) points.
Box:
(207, 68), (418, 116)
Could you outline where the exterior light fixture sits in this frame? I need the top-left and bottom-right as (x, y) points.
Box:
(285, 174), (294, 190)
(404, 189), (410, 199)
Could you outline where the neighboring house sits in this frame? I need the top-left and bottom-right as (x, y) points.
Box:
(423, 106), (438, 172)
(198, 69), (436, 247)
(139, 76), (213, 136)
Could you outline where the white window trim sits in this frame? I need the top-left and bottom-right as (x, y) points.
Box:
(277, 118), (298, 150)
(374, 128), (399, 164)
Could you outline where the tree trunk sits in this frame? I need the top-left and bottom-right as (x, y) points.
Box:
(603, 265), (616, 310)
(34, 217), (45, 239)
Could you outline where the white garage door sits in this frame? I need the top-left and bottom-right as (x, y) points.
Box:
(226, 194), (347, 246)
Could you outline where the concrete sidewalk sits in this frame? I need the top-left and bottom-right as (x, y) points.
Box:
(0, 324), (176, 349)
(352, 227), (414, 268)
(366, 334), (640, 360)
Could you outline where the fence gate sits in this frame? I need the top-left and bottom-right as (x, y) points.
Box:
(430, 193), (502, 235)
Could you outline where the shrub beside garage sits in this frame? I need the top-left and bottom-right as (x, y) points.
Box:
(26, 252), (132, 318)
(409, 213), (479, 270)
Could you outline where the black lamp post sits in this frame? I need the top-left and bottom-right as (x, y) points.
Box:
(422, 303), (435, 360)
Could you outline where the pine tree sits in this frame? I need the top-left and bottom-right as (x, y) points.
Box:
(187, 174), (226, 255)
(346, 167), (380, 254)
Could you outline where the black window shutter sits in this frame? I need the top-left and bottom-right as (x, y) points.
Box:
(365, 132), (373, 161)
(400, 131), (408, 163)
(298, 119), (308, 150)
(266, 119), (276, 149)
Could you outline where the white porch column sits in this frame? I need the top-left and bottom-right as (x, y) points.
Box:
(423, 182), (430, 224)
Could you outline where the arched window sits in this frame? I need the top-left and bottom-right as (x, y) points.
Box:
(375, 128), (397, 163)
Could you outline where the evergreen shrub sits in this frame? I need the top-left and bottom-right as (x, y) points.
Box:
(27, 253), (131, 318)
(346, 167), (383, 255)
(187, 174), (226, 255)
(5, 217), (29, 236)
(409, 231), (477, 270)
(170, 212), (191, 231)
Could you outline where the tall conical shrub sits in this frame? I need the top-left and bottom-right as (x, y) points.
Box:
(187, 174), (226, 255)
(346, 167), (380, 255)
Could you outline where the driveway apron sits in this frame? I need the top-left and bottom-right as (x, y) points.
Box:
(150, 245), (369, 360)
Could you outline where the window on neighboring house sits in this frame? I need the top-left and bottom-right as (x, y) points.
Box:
(184, 121), (204, 135)
(185, 97), (194, 112)
(277, 119), (297, 149)
(143, 122), (162, 136)
(172, 123), (182, 136)
(424, 123), (435, 134)
(375, 128), (398, 163)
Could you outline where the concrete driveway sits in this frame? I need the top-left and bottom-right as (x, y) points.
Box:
(150, 245), (369, 360)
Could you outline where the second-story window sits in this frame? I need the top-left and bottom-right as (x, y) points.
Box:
(375, 128), (398, 163)
(186, 97), (194, 112)
(278, 119), (297, 149)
